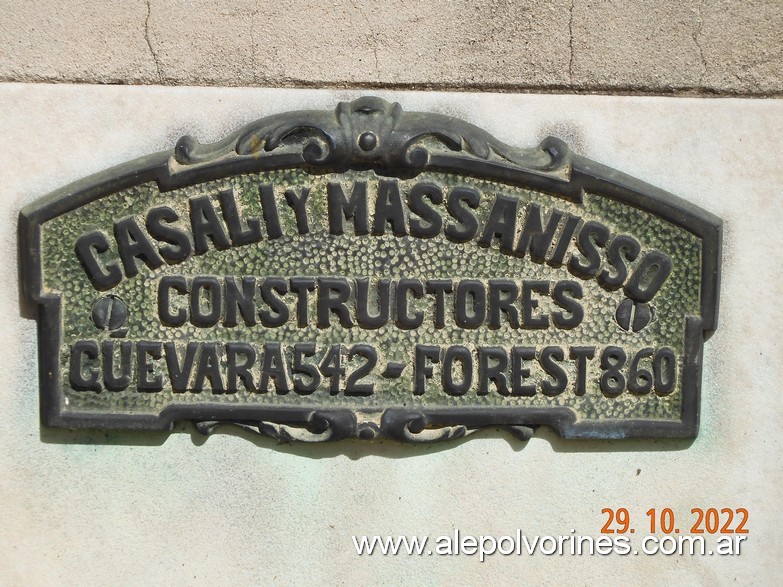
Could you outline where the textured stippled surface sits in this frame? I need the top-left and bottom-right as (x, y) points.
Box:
(41, 169), (700, 421)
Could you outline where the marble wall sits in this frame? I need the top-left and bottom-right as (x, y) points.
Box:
(2, 85), (781, 584)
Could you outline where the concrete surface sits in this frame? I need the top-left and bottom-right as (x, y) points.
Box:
(1, 84), (782, 585)
(0, 1), (780, 95)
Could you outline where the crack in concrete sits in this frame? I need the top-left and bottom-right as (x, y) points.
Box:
(693, 0), (707, 84)
(568, 0), (575, 83)
(144, 0), (163, 83)
(249, 4), (260, 82)
(351, 0), (380, 77)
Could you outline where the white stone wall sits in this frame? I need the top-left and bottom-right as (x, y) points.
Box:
(1, 85), (781, 584)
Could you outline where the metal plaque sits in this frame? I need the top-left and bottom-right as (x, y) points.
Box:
(20, 97), (721, 443)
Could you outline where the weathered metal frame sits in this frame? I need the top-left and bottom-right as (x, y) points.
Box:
(20, 97), (721, 442)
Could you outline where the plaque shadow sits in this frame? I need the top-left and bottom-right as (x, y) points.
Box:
(37, 421), (691, 459)
(38, 421), (532, 458)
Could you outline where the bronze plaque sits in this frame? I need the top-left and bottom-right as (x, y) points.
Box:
(20, 97), (721, 442)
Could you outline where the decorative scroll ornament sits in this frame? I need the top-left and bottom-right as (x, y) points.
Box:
(194, 412), (535, 444)
(173, 96), (572, 188)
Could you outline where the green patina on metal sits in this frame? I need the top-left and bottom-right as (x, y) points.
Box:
(42, 170), (699, 421)
(21, 98), (721, 442)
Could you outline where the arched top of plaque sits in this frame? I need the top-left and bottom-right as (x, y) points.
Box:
(21, 97), (721, 444)
(170, 96), (573, 193)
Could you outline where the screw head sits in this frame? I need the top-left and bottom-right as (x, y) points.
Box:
(357, 423), (379, 440)
(615, 298), (652, 332)
(358, 131), (377, 151)
(92, 295), (128, 331)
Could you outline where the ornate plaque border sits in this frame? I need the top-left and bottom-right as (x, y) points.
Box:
(20, 97), (721, 442)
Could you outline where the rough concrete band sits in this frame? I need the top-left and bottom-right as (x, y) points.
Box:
(0, 0), (780, 96)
